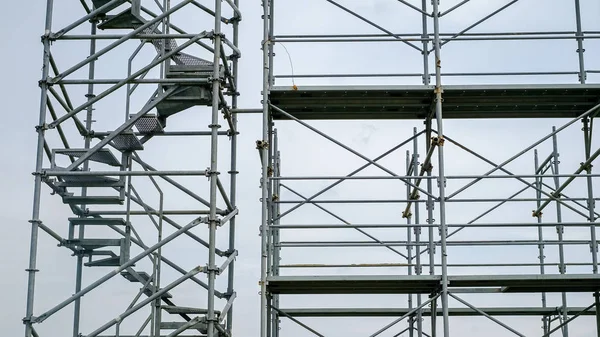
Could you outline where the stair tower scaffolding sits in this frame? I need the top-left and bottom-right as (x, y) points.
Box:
(24, 1), (241, 337)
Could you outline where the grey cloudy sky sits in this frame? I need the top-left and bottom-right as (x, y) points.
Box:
(1, 0), (599, 336)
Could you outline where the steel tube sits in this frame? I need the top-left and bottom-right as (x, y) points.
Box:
(206, 3), (224, 336)
(58, 78), (210, 84)
(583, 118), (599, 273)
(271, 222), (597, 229)
(24, 2), (54, 336)
(550, 127), (570, 337)
(72, 18), (97, 337)
(535, 150), (549, 334)
(274, 197), (600, 204)
(277, 240), (593, 248)
(430, 1), (450, 334)
(260, 1), (271, 337)
(270, 173), (600, 180)
(574, 0), (586, 83)
(406, 150), (414, 337)
(413, 127), (423, 337)
(225, 0), (240, 330)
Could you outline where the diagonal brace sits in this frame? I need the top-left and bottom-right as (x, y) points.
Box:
(449, 292), (525, 337)
(324, 0), (422, 52)
(272, 307), (327, 337)
(533, 146), (600, 217)
(280, 184), (409, 259)
(274, 130), (424, 221)
(271, 104), (435, 206)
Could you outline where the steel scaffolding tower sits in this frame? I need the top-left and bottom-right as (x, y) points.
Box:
(258, 1), (600, 337)
(24, 1), (240, 337)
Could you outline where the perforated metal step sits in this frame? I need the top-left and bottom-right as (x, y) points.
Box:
(134, 114), (165, 134)
(69, 217), (127, 226)
(55, 148), (121, 166)
(112, 132), (144, 151)
(62, 195), (124, 205)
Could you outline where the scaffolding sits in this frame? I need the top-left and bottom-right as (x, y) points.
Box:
(24, 1), (240, 337)
(257, 1), (600, 337)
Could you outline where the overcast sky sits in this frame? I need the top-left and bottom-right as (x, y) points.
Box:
(1, 1), (600, 336)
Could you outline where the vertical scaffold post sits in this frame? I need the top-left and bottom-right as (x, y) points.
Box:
(534, 150), (549, 335)
(207, 1), (224, 336)
(260, 0), (272, 337)
(412, 127), (423, 337)
(226, 0), (240, 333)
(552, 126), (569, 337)
(25, 1), (54, 337)
(583, 117), (599, 337)
(431, 0), (449, 336)
(574, 0), (586, 84)
(406, 150), (414, 337)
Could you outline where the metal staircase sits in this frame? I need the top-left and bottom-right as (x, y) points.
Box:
(26, 1), (239, 336)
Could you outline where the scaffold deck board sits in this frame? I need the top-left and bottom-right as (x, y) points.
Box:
(269, 84), (600, 120)
(267, 274), (600, 294)
(279, 307), (597, 317)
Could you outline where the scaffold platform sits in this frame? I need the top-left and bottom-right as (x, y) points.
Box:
(270, 84), (600, 120)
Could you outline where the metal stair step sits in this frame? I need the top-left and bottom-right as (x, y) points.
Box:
(134, 114), (165, 134)
(121, 270), (151, 283)
(64, 238), (123, 250)
(85, 256), (122, 267)
(143, 285), (173, 299)
(62, 195), (124, 205)
(160, 321), (209, 331)
(55, 148), (121, 166)
(162, 306), (221, 315)
(157, 87), (212, 117)
(68, 217), (127, 226)
(120, 270), (173, 298)
(112, 132), (144, 151)
(55, 174), (123, 188)
(91, 0), (122, 14)
(98, 6), (144, 30)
